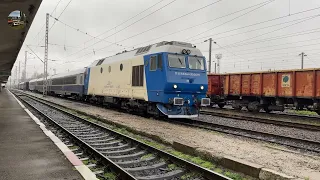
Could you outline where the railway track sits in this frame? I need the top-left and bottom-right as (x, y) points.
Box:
(14, 92), (230, 180)
(200, 109), (320, 131)
(15, 90), (320, 154)
(169, 117), (320, 154)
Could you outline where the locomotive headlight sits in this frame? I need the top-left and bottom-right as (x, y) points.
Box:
(200, 85), (204, 90)
(173, 84), (178, 89)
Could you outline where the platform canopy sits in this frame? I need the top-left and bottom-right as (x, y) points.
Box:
(0, 0), (42, 83)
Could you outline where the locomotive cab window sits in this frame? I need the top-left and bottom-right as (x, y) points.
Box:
(188, 56), (205, 70)
(150, 56), (157, 71)
(168, 54), (186, 68)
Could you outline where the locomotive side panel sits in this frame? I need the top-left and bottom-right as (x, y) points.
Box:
(87, 56), (147, 100)
(295, 71), (314, 97)
(277, 72), (293, 97)
(262, 73), (276, 96)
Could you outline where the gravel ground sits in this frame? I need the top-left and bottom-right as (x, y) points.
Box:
(23, 91), (320, 180)
(197, 114), (320, 142)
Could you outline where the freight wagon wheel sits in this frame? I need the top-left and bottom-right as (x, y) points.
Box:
(263, 107), (271, 113)
(218, 103), (225, 108)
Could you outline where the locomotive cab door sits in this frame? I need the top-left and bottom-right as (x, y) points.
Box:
(144, 53), (166, 103)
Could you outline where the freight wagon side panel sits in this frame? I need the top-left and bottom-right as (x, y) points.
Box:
(262, 73), (276, 96)
(296, 71), (313, 97)
(207, 74), (221, 96)
(241, 75), (251, 95)
(251, 74), (261, 96)
(317, 71), (320, 97)
(278, 72), (293, 97)
(229, 75), (241, 95)
(224, 75), (229, 95)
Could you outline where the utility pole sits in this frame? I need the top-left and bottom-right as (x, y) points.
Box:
(299, 52), (307, 69)
(204, 38), (213, 73)
(24, 51), (27, 82)
(15, 66), (17, 87)
(43, 13), (49, 97)
(215, 54), (222, 74)
(18, 61), (20, 84)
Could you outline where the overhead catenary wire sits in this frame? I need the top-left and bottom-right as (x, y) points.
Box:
(26, 46), (44, 63)
(213, 41), (320, 57)
(63, 0), (180, 59)
(192, 15), (320, 45)
(65, 0), (229, 63)
(203, 37), (320, 54)
(129, 0), (278, 48)
(38, 0), (74, 44)
(83, 0), (167, 45)
(185, 0), (275, 41)
(32, 0), (63, 43)
(190, 5), (320, 43)
(221, 14), (320, 49)
(48, 14), (132, 49)
(209, 27), (320, 50)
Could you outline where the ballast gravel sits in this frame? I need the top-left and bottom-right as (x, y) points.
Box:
(23, 91), (320, 180)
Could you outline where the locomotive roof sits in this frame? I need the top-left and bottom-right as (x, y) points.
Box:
(89, 41), (203, 67)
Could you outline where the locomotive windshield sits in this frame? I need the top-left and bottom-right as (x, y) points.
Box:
(188, 57), (205, 70)
(168, 54), (186, 68)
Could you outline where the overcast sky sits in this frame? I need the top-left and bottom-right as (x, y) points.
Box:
(11, 0), (320, 79)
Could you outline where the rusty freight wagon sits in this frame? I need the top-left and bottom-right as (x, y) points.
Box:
(207, 68), (320, 114)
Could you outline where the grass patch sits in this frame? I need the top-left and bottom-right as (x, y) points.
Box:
(225, 171), (246, 180)
(68, 145), (79, 150)
(181, 172), (200, 180)
(103, 172), (116, 180)
(289, 110), (318, 116)
(141, 153), (154, 160)
(82, 159), (89, 165)
(168, 164), (178, 170)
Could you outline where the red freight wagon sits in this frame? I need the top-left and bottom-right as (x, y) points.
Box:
(207, 68), (320, 114)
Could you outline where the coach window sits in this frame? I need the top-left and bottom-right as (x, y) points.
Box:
(150, 56), (157, 71)
(120, 64), (123, 71)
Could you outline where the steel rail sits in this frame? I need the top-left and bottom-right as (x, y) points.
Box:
(15, 92), (231, 180)
(200, 109), (320, 131)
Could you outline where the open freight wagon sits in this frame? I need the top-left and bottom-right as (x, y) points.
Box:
(207, 68), (320, 114)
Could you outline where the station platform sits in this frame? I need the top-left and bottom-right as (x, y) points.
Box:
(0, 89), (84, 180)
